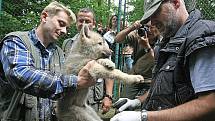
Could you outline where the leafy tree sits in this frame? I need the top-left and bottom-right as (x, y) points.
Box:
(2, 0), (214, 43)
(0, 11), (22, 39)
(127, 0), (144, 23)
(1, 0), (114, 46)
(1, 0), (49, 39)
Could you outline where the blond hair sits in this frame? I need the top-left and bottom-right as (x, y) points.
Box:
(43, 1), (76, 24)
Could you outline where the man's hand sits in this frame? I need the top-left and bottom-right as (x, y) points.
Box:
(77, 60), (96, 89)
(113, 98), (141, 112)
(101, 96), (112, 114)
(129, 20), (142, 31)
(136, 33), (151, 49)
(110, 111), (141, 121)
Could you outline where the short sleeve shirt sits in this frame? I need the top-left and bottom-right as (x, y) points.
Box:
(189, 46), (215, 93)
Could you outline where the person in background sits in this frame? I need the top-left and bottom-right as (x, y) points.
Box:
(96, 21), (106, 36)
(122, 44), (134, 72)
(62, 8), (113, 114)
(0, 1), (96, 121)
(103, 15), (118, 51)
(111, 0), (215, 121)
(114, 20), (161, 101)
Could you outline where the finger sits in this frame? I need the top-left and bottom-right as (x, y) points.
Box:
(116, 98), (126, 103)
(102, 107), (109, 114)
(113, 98), (127, 108)
(102, 107), (107, 113)
(114, 98), (125, 105)
(118, 102), (129, 112)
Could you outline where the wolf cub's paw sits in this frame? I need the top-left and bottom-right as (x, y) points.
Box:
(97, 59), (115, 70)
(125, 75), (144, 84)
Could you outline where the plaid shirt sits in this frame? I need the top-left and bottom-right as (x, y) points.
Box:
(0, 29), (77, 121)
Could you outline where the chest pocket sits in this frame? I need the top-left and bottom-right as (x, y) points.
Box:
(151, 37), (185, 95)
(152, 60), (176, 96)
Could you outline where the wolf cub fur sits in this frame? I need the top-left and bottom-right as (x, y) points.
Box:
(56, 24), (144, 121)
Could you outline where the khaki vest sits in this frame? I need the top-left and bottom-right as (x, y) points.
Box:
(0, 31), (64, 121)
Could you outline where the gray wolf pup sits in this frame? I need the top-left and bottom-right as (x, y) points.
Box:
(56, 24), (144, 121)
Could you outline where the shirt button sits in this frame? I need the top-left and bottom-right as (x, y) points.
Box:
(166, 65), (170, 70)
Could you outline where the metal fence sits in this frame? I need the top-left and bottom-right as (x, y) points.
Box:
(186, 0), (215, 20)
(196, 0), (215, 21)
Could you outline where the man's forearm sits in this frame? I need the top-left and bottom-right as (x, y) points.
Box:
(148, 92), (215, 121)
(115, 27), (134, 43)
(105, 78), (114, 96)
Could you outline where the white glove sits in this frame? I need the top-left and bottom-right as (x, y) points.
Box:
(110, 111), (141, 121)
(114, 98), (141, 112)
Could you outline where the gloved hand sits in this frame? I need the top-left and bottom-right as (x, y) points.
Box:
(110, 111), (141, 121)
(113, 98), (141, 112)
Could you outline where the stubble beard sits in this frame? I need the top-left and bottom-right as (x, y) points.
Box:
(163, 7), (180, 39)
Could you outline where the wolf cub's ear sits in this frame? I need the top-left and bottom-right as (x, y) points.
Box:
(80, 24), (90, 40)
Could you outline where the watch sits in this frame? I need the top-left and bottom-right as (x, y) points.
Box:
(141, 110), (148, 121)
(104, 94), (113, 101)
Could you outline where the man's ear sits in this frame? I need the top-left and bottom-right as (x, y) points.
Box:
(41, 12), (48, 23)
(172, 0), (180, 9)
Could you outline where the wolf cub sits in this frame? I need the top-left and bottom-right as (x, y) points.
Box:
(56, 24), (144, 121)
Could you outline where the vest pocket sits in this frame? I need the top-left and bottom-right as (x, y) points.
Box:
(24, 94), (38, 121)
(154, 61), (176, 95)
(147, 61), (177, 110)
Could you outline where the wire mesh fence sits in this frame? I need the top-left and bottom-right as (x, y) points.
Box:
(196, 0), (215, 21)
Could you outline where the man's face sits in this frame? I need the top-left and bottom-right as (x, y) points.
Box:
(150, 2), (180, 39)
(146, 23), (160, 44)
(76, 12), (95, 31)
(42, 11), (71, 42)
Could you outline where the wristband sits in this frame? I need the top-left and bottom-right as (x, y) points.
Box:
(141, 110), (148, 121)
(104, 94), (113, 101)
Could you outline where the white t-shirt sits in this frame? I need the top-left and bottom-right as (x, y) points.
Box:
(103, 30), (116, 44)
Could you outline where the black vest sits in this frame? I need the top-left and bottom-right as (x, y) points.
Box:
(143, 9), (215, 111)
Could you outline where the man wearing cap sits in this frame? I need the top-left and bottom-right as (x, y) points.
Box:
(111, 0), (215, 121)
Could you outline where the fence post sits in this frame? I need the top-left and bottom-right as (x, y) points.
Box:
(113, 0), (122, 100)
(0, 0), (2, 12)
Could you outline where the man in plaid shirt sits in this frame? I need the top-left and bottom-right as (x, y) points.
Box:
(0, 1), (96, 121)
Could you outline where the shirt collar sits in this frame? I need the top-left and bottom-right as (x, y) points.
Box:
(29, 29), (57, 52)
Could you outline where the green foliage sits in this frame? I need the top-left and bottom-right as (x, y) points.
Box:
(58, 0), (113, 46)
(0, 11), (22, 39)
(0, 0), (113, 46)
(1, 0), (49, 40)
(1, 0), (214, 44)
(127, 0), (144, 22)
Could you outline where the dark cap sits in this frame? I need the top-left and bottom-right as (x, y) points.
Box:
(141, 0), (164, 24)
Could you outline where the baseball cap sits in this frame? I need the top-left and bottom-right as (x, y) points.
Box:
(141, 0), (164, 24)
